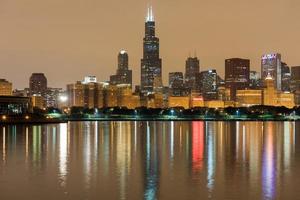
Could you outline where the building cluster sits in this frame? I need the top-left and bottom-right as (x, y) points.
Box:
(1, 6), (300, 115)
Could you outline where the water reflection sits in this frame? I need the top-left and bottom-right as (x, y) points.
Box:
(0, 121), (299, 199)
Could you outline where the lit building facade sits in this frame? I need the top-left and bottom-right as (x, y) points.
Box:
(261, 53), (282, 91)
(29, 73), (47, 96)
(185, 57), (200, 91)
(0, 96), (32, 115)
(140, 6), (162, 97)
(225, 58), (250, 101)
(67, 77), (105, 108)
(110, 50), (133, 86)
(168, 72), (187, 97)
(281, 62), (291, 92)
(263, 74), (295, 108)
(31, 95), (44, 109)
(236, 89), (262, 107)
(291, 66), (300, 105)
(0, 79), (12, 96)
(249, 71), (261, 89)
(198, 69), (218, 100)
(168, 96), (190, 109)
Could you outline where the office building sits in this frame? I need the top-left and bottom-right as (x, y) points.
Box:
(261, 53), (282, 90)
(236, 89), (262, 107)
(140, 6), (162, 97)
(263, 74), (295, 108)
(0, 96), (32, 115)
(67, 77), (105, 108)
(168, 96), (190, 109)
(281, 62), (291, 92)
(31, 95), (44, 109)
(110, 50), (133, 86)
(225, 58), (250, 101)
(185, 57), (200, 91)
(0, 79), (12, 96)
(249, 71), (261, 89)
(198, 69), (218, 100)
(168, 72), (187, 96)
(29, 73), (47, 96)
(291, 66), (300, 105)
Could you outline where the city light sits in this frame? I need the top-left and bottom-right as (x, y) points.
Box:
(59, 95), (68, 103)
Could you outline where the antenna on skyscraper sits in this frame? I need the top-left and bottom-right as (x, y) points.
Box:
(146, 3), (154, 22)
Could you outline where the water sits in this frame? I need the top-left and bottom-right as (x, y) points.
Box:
(0, 121), (300, 200)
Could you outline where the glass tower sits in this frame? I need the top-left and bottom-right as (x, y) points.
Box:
(141, 6), (162, 97)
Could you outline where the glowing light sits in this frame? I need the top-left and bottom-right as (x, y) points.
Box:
(59, 95), (68, 103)
(2, 115), (7, 120)
(146, 6), (154, 22)
(120, 50), (126, 54)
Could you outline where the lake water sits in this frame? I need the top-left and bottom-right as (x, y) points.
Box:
(0, 121), (300, 200)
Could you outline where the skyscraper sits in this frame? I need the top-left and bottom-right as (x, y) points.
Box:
(249, 71), (261, 89)
(291, 66), (300, 92)
(169, 72), (184, 88)
(291, 66), (300, 105)
(281, 62), (291, 92)
(185, 57), (200, 91)
(110, 50), (132, 86)
(29, 73), (47, 96)
(261, 53), (282, 91)
(225, 58), (250, 101)
(169, 72), (187, 96)
(140, 6), (162, 97)
(198, 70), (218, 100)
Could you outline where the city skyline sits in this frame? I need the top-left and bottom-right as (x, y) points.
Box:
(1, 0), (300, 89)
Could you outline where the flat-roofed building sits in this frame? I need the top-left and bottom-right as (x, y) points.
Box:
(67, 77), (105, 108)
(168, 96), (190, 109)
(190, 96), (205, 108)
(0, 79), (12, 96)
(277, 92), (295, 108)
(236, 89), (262, 107)
(31, 95), (44, 109)
(0, 96), (32, 115)
(204, 101), (225, 108)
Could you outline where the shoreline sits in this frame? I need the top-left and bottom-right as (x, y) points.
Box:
(0, 117), (299, 125)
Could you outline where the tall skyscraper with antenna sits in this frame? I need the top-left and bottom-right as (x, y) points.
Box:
(140, 6), (162, 97)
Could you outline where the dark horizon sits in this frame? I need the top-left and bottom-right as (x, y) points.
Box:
(1, 0), (300, 89)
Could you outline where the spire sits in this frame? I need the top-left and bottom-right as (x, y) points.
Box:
(146, 5), (154, 22)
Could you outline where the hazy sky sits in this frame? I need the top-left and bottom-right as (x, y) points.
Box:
(1, 0), (300, 89)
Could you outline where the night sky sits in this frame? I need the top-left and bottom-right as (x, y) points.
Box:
(1, 0), (300, 89)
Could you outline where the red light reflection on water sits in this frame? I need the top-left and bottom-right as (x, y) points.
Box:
(192, 121), (204, 173)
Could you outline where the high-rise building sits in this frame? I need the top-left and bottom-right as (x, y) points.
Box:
(185, 57), (200, 91)
(225, 58), (250, 101)
(29, 73), (47, 96)
(291, 66), (300, 92)
(67, 77), (105, 108)
(0, 79), (12, 96)
(169, 72), (184, 88)
(249, 71), (261, 89)
(140, 6), (162, 97)
(45, 88), (63, 108)
(291, 66), (300, 105)
(169, 72), (187, 96)
(281, 62), (291, 92)
(261, 53), (282, 91)
(110, 50), (132, 86)
(198, 70), (218, 100)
